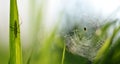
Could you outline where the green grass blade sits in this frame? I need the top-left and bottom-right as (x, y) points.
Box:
(94, 24), (120, 64)
(61, 43), (66, 64)
(9, 0), (22, 64)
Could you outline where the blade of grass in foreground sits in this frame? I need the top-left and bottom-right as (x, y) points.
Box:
(61, 43), (66, 64)
(9, 0), (22, 64)
(94, 25), (120, 64)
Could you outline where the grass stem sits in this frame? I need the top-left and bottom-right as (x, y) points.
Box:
(9, 0), (22, 64)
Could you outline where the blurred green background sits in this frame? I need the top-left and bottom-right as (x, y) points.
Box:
(0, 0), (120, 64)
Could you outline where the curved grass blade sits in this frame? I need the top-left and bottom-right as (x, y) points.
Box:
(61, 43), (66, 64)
(9, 0), (22, 64)
(100, 20), (117, 37)
(94, 25), (120, 64)
(110, 37), (120, 63)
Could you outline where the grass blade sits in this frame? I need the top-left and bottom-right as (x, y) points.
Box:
(61, 43), (66, 64)
(9, 0), (22, 64)
(94, 24), (120, 64)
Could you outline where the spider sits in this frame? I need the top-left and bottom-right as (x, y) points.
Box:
(10, 20), (21, 38)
